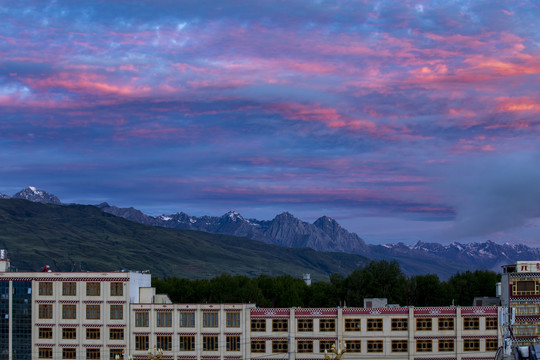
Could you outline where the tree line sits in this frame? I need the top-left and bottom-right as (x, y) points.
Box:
(152, 260), (500, 308)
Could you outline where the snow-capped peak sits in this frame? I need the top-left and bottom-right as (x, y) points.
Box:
(226, 210), (244, 221)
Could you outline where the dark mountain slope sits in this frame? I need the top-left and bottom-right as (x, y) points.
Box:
(0, 199), (368, 280)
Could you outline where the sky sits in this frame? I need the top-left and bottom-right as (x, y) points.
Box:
(1, 1), (540, 246)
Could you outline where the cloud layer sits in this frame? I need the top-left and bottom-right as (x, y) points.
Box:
(1, 0), (540, 244)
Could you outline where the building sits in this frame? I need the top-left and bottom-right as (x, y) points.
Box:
(1, 251), (503, 360)
(0, 252), (151, 360)
(500, 261), (540, 345)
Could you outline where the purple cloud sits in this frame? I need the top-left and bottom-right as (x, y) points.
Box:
(1, 0), (540, 245)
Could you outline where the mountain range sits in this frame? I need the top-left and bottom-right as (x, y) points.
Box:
(3, 186), (540, 278)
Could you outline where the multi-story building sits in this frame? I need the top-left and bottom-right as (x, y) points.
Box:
(0, 251), (503, 360)
(0, 252), (151, 360)
(501, 261), (540, 345)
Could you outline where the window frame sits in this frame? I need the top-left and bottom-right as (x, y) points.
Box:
(227, 335), (241, 351)
(344, 318), (361, 331)
(39, 282), (53, 296)
(38, 304), (53, 319)
(110, 282), (124, 296)
(86, 328), (100, 340)
(391, 340), (408, 353)
(86, 282), (101, 296)
(179, 335), (195, 351)
(62, 304), (77, 320)
(272, 319), (288, 332)
(367, 318), (383, 331)
(62, 282), (77, 296)
(157, 335), (172, 351)
(203, 335), (218, 351)
(416, 339), (432, 352)
(346, 340), (361, 353)
(251, 340), (266, 353)
(319, 318), (336, 332)
(136, 335), (150, 351)
(86, 304), (101, 320)
(109, 328), (124, 340)
(367, 340), (383, 353)
(39, 327), (53, 339)
(62, 328), (77, 340)
(439, 339), (455, 352)
(272, 340), (288, 353)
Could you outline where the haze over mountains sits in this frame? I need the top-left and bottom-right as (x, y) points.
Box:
(3, 186), (539, 278)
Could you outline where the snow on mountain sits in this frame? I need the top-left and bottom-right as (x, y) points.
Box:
(12, 186), (61, 204)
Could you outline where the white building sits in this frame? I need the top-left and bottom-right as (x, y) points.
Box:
(0, 252), (503, 360)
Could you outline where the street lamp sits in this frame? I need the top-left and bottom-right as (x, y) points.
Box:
(324, 340), (346, 360)
(147, 346), (164, 360)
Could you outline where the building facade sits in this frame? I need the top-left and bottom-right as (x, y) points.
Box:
(1, 253), (503, 360)
(501, 261), (540, 345)
(0, 254), (151, 360)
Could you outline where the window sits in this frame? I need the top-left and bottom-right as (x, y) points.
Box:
(251, 319), (266, 331)
(39, 348), (53, 359)
(392, 340), (407, 352)
(86, 282), (100, 296)
(203, 336), (218, 351)
(344, 318), (361, 331)
(416, 318), (432, 331)
(157, 335), (172, 351)
(179, 335), (195, 351)
(226, 312), (240, 327)
(514, 280), (538, 295)
(62, 305), (77, 320)
(367, 318), (383, 331)
(39, 328), (53, 339)
(39, 282), (53, 296)
(439, 339), (455, 352)
(62, 282), (76, 296)
(62, 328), (77, 339)
(320, 319), (336, 332)
(110, 328), (124, 340)
(87, 349), (100, 359)
(486, 317), (498, 330)
(179, 312), (195, 327)
(109, 305), (123, 320)
(110, 282), (123, 296)
(438, 318), (454, 330)
(416, 340), (432, 352)
(86, 305), (100, 320)
(63, 348), (76, 359)
(298, 319), (314, 332)
(297, 340), (313, 353)
(39, 304), (53, 319)
(157, 312), (172, 327)
(464, 339), (480, 351)
(464, 317), (480, 330)
(203, 312), (219, 327)
(367, 340), (383, 353)
(320, 340), (335, 352)
(486, 339), (498, 351)
(135, 312), (149, 327)
(135, 335), (150, 350)
(272, 319), (288, 331)
(136, 335), (149, 351)
(346, 340), (361, 353)
(272, 340), (288, 353)
(227, 336), (241, 351)
(86, 328), (100, 340)
(251, 340), (266, 353)
(391, 318), (408, 331)
(110, 349), (123, 359)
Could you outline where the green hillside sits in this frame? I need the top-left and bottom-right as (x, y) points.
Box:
(0, 199), (368, 280)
